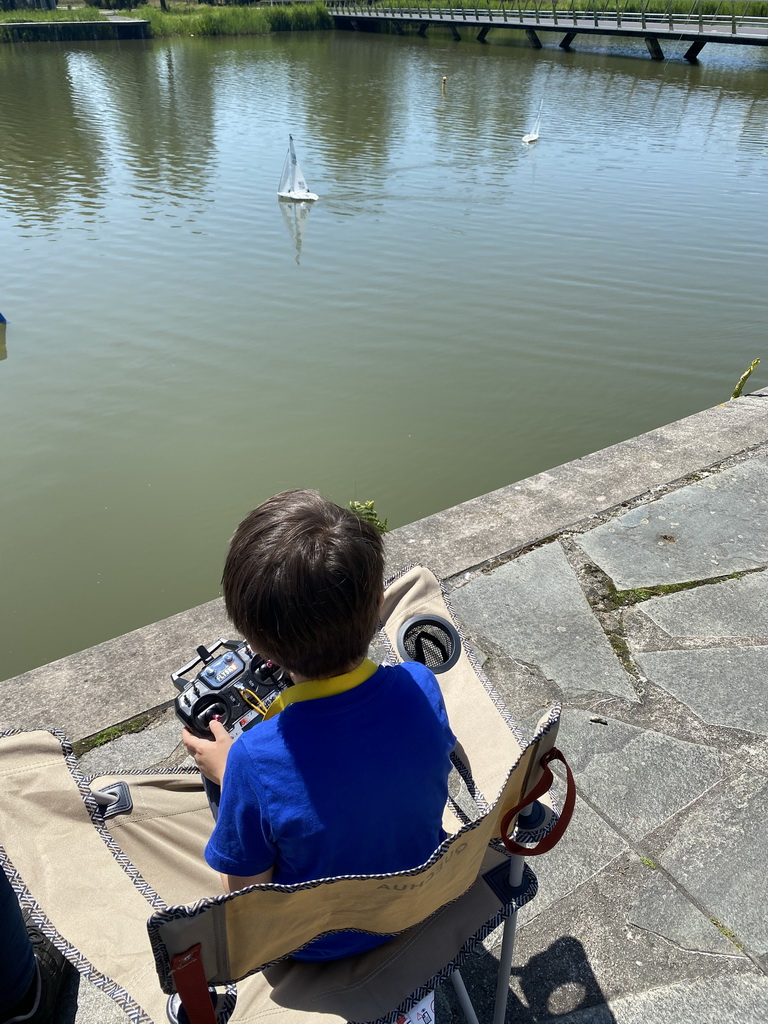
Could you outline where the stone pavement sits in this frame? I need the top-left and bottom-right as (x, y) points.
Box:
(447, 454), (768, 1022)
(3, 388), (768, 1023)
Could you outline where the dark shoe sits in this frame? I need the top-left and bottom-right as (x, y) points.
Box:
(5, 910), (76, 1024)
(166, 989), (230, 1024)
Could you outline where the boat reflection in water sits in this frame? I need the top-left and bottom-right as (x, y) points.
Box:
(279, 199), (313, 266)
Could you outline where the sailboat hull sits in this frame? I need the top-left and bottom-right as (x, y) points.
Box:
(278, 190), (318, 202)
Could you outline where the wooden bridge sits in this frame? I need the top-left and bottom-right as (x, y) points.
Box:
(326, 1), (768, 62)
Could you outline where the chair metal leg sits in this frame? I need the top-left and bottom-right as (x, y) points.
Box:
(492, 854), (525, 1024)
(450, 970), (481, 1024)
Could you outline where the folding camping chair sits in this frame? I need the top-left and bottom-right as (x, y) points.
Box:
(0, 565), (575, 1024)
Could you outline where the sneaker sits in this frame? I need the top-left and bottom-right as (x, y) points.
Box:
(4, 910), (76, 1024)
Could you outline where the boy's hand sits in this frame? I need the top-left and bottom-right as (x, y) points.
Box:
(181, 720), (233, 786)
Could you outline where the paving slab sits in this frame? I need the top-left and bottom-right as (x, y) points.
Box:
(490, 849), (756, 1023)
(450, 543), (638, 703)
(641, 570), (768, 638)
(555, 711), (722, 841)
(548, 973), (768, 1024)
(655, 771), (768, 956)
(634, 647), (768, 736)
(518, 795), (628, 926)
(628, 869), (743, 956)
(577, 459), (768, 589)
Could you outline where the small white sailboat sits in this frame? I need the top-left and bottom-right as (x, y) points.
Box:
(522, 102), (543, 144)
(277, 135), (318, 202)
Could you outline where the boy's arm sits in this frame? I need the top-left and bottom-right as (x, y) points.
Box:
(181, 719), (233, 786)
(220, 866), (274, 893)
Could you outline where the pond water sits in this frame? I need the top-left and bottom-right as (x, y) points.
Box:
(1, 28), (767, 679)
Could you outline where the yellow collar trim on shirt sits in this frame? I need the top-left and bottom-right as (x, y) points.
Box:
(262, 658), (379, 721)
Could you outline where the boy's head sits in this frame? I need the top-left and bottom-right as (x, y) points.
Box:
(222, 489), (385, 679)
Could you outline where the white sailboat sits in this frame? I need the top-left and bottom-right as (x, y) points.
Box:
(277, 135), (318, 202)
(522, 102), (543, 144)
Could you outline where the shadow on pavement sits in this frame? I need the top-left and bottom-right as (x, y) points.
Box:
(512, 936), (617, 1021)
(442, 935), (617, 1023)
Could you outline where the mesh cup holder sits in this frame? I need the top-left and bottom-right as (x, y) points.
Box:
(396, 615), (462, 674)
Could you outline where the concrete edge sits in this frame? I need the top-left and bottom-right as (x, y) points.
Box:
(386, 389), (768, 579)
(3, 390), (767, 741)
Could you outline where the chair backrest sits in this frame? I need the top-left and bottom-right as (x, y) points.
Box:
(147, 704), (561, 996)
(380, 566), (526, 818)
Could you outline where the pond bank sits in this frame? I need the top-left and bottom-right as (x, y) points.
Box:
(0, 3), (332, 42)
(0, 17), (148, 41)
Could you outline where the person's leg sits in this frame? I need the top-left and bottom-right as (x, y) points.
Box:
(0, 865), (76, 1024)
(0, 867), (36, 1019)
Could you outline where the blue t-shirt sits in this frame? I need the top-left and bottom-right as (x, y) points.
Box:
(205, 661), (456, 960)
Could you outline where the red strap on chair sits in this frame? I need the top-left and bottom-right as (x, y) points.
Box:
(500, 747), (576, 856)
(171, 944), (218, 1024)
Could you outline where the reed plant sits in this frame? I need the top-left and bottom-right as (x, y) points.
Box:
(136, 1), (332, 38)
(0, 7), (107, 20)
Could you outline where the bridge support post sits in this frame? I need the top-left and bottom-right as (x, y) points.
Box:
(392, 21), (404, 34)
(477, 25), (489, 41)
(451, 25), (461, 40)
(560, 30), (577, 50)
(525, 27), (542, 48)
(644, 35), (664, 60)
(683, 39), (706, 62)
(418, 23), (427, 36)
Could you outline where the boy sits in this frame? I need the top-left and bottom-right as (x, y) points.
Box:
(182, 489), (456, 961)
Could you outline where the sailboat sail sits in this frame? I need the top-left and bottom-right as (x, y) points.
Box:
(278, 146), (293, 195)
(277, 135), (318, 201)
(523, 101), (543, 143)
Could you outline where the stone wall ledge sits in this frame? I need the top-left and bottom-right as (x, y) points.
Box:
(3, 388), (767, 742)
(0, 20), (149, 43)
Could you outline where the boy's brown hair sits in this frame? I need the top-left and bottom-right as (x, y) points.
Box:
(221, 489), (384, 679)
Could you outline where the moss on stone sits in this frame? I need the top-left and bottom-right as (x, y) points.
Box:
(73, 715), (151, 756)
(709, 918), (745, 952)
(603, 572), (748, 611)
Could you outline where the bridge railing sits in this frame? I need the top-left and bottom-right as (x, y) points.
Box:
(325, 0), (768, 33)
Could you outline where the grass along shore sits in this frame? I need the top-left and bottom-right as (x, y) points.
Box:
(1, 0), (765, 39)
(136, 3), (332, 38)
(0, 3), (332, 36)
(0, 8), (106, 21)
